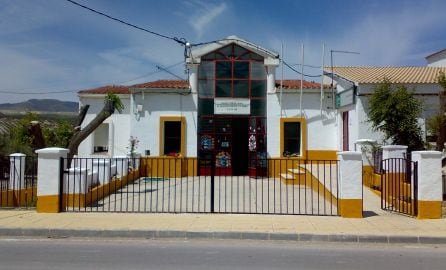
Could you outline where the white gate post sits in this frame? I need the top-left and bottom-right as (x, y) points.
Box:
(337, 151), (363, 218)
(9, 153), (26, 190)
(382, 145), (408, 173)
(35, 147), (69, 213)
(411, 151), (442, 219)
(382, 145), (407, 159)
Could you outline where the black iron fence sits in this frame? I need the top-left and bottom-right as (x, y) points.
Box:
(381, 158), (418, 216)
(373, 147), (383, 174)
(60, 157), (339, 216)
(0, 155), (37, 208)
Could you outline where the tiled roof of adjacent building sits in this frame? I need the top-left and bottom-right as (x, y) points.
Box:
(78, 85), (131, 95)
(78, 79), (327, 95)
(327, 66), (446, 84)
(276, 80), (329, 90)
(132, 80), (189, 89)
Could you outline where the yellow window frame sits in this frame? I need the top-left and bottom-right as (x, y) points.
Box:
(280, 117), (307, 159)
(159, 116), (186, 157)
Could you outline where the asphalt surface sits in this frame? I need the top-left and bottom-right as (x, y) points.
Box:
(1, 188), (446, 245)
(0, 238), (445, 270)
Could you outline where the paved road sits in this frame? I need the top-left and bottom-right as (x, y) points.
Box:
(0, 238), (445, 270)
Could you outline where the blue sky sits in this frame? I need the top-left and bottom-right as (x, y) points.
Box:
(1, 0), (445, 103)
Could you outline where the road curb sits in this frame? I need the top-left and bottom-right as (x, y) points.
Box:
(1, 228), (446, 244)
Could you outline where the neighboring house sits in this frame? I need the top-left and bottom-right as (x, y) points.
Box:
(426, 48), (446, 67)
(325, 65), (446, 150)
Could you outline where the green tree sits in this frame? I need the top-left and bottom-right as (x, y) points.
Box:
(8, 113), (39, 155)
(2, 93), (123, 160)
(433, 71), (446, 151)
(67, 93), (124, 159)
(44, 120), (73, 148)
(368, 79), (424, 151)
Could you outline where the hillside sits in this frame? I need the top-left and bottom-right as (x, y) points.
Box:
(0, 99), (78, 113)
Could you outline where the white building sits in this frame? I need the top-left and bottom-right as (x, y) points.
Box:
(78, 36), (340, 176)
(426, 48), (446, 67)
(77, 37), (446, 175)
(326, 65), (446, 150)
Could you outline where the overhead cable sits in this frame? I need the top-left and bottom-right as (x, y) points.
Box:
(0, 61), (184, 95)
(65, 0), (186, 45)
(282, 61), (322, 78)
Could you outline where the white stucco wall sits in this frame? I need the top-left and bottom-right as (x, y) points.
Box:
(333, 81), (442, 150)
(130, 92), (198, 157)
(78, 95), (131, 157)
(267, 90), (338, 157)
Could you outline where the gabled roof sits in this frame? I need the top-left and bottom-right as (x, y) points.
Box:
(190, 35), (279, 60)
(326, 66), (446, 84)
(78, 79), (327, 95)
(425, 48), (446, 60)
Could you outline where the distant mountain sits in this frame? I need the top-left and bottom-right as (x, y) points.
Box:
(0, 99), (78, 113)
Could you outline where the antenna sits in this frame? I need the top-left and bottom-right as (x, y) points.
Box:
(320, 44), (325, 114)
(280, 42), (284, 117)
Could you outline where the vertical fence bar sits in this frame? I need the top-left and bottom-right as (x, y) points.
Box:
(59, 157), (64, 212)
(413, 161), (418, 216)
(210, 154), (215, 213)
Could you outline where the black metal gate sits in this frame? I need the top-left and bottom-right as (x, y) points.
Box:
(380, 158), (418, 216)
(60, 157), (339, 216)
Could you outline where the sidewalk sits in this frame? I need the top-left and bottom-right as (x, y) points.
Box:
(0, 189), (445, 244)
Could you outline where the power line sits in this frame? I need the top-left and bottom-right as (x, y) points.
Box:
(65, 0), (186, 46)
(282, 61), (322, 78)
(119, 61), (184, 84)
(289, 63), (322, 69)
(0, 61), (184, 95)
(156, 65), (185, 80)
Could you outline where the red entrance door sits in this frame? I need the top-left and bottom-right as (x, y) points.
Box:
(342, 111), (349, 151)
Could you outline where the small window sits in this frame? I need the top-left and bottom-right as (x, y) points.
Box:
(160, 117), (185, 157)
(164, 121), (181, 155)
(93, 123), (109, 153)
(283, 122), (301, 156)
(281, 118), (306, 158)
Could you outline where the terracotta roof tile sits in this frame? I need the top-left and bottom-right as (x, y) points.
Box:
(132, 80), (189, 89)
(276, 80), (329, 89)
(78, 85), (130, 95)
(327, 66), (446, 84)
(78, 79), (326, 95)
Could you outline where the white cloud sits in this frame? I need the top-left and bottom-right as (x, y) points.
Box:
(187, 1), (227, 38)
